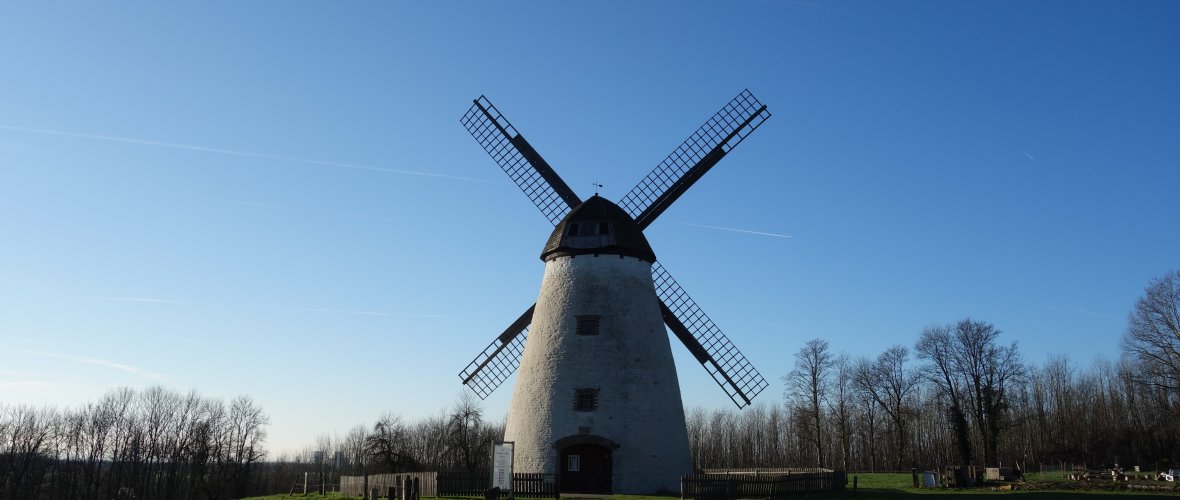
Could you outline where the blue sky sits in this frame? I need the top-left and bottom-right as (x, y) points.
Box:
(1, 2), (1177, 455)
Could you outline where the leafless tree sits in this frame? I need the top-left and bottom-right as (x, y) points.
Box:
(784, 339), (833, 466)
(916, 323), (972, 466)
(1123, 270), (1180, 397)
(826, 354), (854, 471)
(853, 346), (917, 470)
(366, 413), (417, 472)
(447, 391), (485, 471)
(916, 319), (1023, 466)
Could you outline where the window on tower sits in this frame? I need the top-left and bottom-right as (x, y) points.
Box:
(575, 315), (601, 336)
(574, 388), (599, 412)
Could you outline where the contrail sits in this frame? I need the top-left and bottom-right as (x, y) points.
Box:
(87, 296), (184, 304)
(83, 294), (449, 319)
(1022, 149), (1036, 160)
(1054, 306), (1119, 321)
(674, 222), (792, 239)
(253, 305), (450, 319)
(23, 349), (169, 382)
(0, 124), (497, 183)
(195, 197), (390, 220)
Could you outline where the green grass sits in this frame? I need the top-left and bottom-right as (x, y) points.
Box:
(240, 494), (359, 500)
(240, 496), (677, 500)
(240, 474), (1180, 500)
(838, 472), (1179, 498)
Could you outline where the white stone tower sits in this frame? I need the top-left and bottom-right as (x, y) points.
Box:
(503, 196), (691, 494)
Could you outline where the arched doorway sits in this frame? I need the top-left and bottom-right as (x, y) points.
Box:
(559, 443), (612, 494)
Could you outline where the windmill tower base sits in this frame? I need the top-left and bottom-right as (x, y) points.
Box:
(504, 253), (692, 494)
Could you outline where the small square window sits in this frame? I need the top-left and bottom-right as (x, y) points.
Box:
(576, 315), (600, 336)
(574, 388), (599, 412)
(568, 455), (581, 472)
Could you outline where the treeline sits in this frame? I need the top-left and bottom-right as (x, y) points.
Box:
(688, 272), (1180, 473)
(0, 389), (505, 499)
(687, 351), (1178, 472)
(5, 272), (1176, 496)
(0, 386), (267, 500)
(257, 392), (504, 493)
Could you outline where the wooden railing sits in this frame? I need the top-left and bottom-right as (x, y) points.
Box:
(681, 470), (846, 499)
(436, 470), (558, 498)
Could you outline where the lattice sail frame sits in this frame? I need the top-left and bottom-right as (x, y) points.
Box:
(458, 326), (529, 399)
(653, 262), (769, 407)
(618, 89), (771, 228)
(460, 96), (579, 225)
(457, 91), (772, 408)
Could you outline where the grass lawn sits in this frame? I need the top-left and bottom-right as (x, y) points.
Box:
(239, 473), (1180, 499)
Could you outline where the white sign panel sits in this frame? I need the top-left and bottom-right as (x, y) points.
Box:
(491, 441), (514, 490)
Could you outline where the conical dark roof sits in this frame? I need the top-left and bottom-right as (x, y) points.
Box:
(540, 195), (656, 263)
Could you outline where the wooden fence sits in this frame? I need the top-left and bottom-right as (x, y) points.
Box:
(341, 471), (557, 498)
(681, 469), (846, 499)
(340, 472), (438, 497)
(506, 472), (558, 498)
(437, 470), (558, 498)
(436, 470), (486, 496)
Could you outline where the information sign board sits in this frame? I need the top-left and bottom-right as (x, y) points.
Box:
(491, 441), (514, 491)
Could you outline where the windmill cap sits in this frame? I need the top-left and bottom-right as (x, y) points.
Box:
(540, 195), (656, 263)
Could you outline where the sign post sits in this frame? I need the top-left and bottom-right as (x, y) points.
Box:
(491, 441), (515, 493)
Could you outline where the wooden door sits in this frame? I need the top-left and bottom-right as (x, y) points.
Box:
(559, 443), (611, 493)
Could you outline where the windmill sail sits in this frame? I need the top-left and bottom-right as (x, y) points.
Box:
(618, 89), (771, 229)
(652, 261), (769, 408)
(457, 92), (771, 408)
(461, 95), (581, 224)
(459, 305), (534, 399)
(458, 96), (582, 397)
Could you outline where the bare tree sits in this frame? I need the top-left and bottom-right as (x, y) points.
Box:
(1123, 270), (1180, 396)
(366, 413), (417, 472)
(784, 339), (833, 466)
(826, 354), (854, 471)
(916, 323), (972, 466)
(447, 392), (485, 471)
(916, 319), (1023, 466)
(853, 346), (917, 470)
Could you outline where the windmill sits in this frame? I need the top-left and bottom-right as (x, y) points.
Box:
(458, 90), (772, 494)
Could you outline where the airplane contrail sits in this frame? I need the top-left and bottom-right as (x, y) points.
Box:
(23, 349), (170, 382)
(195, 197), (391, 220)
(253, 305), (450, 318)
(87, 296), (184, 304)
(0, 124), (496, 183)
(82, 294), (449, 319)
(675, 222), (792, 239)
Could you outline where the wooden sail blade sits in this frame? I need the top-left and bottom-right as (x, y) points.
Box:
(619, 89), (771, 229)
(458, 305), (534, 399)
(461, 96), (580, 225)
(653, 262), (768, 408)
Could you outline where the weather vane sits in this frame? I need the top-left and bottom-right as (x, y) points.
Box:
(592, 182), (603, 195)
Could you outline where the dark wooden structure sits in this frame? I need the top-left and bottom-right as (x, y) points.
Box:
(681, 469), (846, 499)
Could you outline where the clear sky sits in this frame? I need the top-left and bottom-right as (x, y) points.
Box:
(1, 1), (1177, 456)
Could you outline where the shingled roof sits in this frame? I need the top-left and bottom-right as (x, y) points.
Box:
(540, 195), (656, 263)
